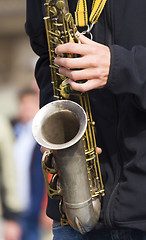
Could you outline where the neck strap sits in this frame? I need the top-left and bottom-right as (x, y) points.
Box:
(75, 0), (107, 29)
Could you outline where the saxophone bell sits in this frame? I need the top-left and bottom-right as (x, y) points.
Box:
(32, 100), (87, 150)
(32, 99), (101, 234)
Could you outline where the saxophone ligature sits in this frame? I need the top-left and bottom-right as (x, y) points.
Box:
(32, 0), (104, 234)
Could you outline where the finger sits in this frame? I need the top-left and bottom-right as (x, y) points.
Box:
(59, 67), (102, 81)
(55, 53), (100, 69)
(55, 42), (94, 56)
(76, 31), (104, 48)
(76, 31), (95, 45)
(40, 146), (50, 154)
(96, 147), (102, 155)
(68, 79), (102, 92)
(55, 56), (91, 69)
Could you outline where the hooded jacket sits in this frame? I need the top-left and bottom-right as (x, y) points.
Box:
(25, 0), (146, 232)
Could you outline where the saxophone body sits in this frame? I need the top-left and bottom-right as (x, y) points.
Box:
(32, 0), (104, 234)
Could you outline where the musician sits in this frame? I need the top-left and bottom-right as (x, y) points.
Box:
(25, 0), (146, 239)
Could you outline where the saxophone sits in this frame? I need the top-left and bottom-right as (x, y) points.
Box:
(32, 0), (104, 234)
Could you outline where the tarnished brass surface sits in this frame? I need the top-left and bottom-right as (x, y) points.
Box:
(32, 0), (104, 234)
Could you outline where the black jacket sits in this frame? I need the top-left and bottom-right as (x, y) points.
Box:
(25, 0), (146, 232)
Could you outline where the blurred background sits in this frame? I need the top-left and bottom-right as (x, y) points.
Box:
(0, 0), (38, 118)
(0, 1), (53, 240)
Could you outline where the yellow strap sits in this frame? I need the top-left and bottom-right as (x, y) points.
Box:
(75, 0), (107, 27)
(90, 0), (107, 24)
(75, 0), (88, 27)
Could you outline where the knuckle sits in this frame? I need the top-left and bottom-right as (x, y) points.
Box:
(64, 59), (72, 69)
(80, 86), (86, 92)
(70, 71), (79, 81)
(91, 57), (98, 68)
(65, 43), (74, 52)
(90, 45), (97, 55)
(79, 84), (86, 92)
(62, 58), (69, 67)
(96, 68), (102, 77)
(69, 71), (76, 80)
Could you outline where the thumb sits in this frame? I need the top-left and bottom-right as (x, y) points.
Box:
(76, 31), (94, 44)
(96, 147), (102, 155)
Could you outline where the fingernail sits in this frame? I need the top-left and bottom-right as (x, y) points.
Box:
(68, 79), (72, 84)
(54, 57), (58, 64)
(59, 67), (63, 73)
(55, 47), (58, 54)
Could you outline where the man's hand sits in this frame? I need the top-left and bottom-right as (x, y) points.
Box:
(55, 32), (111, 92)
(40, 146), (50, 154)
(41, 146), (102, 155)
(96, 147), (102, 155)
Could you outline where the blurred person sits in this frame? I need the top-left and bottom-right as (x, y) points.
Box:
(0, 114), (22, 240)
(13, 88), (45, 240)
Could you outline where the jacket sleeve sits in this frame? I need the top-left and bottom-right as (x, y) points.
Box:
(106, 44), (146, 110)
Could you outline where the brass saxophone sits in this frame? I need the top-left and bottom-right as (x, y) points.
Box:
(32, 0), (104, 234)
